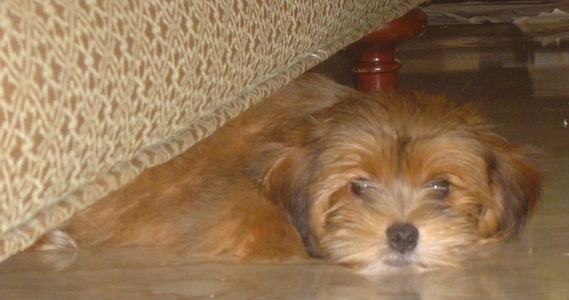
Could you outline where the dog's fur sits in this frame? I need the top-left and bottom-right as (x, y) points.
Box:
(36, 74), (541, 273)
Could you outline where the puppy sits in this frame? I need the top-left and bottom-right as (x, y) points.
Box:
(36, 74), (541, 274)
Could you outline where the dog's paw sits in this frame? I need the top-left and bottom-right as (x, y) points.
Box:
(31, 230), (77, 251)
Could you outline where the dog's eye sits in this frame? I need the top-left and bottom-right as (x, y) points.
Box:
(428, 180), (450, 199)
(350, 180), (374, 196)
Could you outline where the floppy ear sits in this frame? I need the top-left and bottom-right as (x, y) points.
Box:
(246, 143), (321, 257)
(478, 145), (542, 240)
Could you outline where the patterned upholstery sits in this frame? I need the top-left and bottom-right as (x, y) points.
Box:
(0, 0), (425, 262)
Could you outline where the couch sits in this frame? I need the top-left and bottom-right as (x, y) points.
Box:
(0, 0), (425, 262)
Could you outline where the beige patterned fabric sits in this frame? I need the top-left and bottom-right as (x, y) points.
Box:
(0, 0), (425, 262)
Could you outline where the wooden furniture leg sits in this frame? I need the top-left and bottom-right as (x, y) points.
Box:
(352, 8), (427, 92)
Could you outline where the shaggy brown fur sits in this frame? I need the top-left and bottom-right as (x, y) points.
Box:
(35, 74), (541, 273)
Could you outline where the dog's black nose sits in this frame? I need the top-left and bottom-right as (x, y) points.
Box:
(386, 223), (419, 254)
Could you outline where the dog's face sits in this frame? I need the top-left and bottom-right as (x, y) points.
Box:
(259, 92), (541, 274)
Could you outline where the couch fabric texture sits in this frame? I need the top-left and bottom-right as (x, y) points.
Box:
(0, 0), (425, 262)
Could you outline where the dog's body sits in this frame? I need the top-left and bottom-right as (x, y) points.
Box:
(36, 74), (541, 273)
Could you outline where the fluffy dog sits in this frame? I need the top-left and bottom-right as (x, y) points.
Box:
(36, 74), (541, 274)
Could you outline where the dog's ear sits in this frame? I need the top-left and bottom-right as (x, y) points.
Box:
(247, 144), (321, 257)
(477, 144), (542, 240)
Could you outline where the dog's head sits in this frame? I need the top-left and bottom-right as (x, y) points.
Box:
(258, 90), (541, 274)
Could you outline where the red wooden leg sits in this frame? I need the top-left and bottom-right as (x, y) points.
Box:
(352, 8), (427, 92)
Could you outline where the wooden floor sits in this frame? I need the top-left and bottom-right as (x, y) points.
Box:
(2, 23), (568, 299)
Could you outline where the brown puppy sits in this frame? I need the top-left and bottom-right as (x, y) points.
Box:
(36, 74), (541, 274)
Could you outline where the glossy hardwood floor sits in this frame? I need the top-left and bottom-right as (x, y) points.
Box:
(2, 23), (568, 299)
